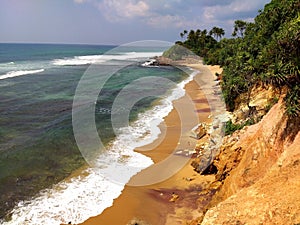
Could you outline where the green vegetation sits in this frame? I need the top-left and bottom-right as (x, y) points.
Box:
(176, 0), (300, 117)
(225, 119), (255, 136)
(162, 44), (192, 60)
(176, 27), (222, 58)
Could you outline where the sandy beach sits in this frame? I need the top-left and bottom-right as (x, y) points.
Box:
(79, 62), (223, 225)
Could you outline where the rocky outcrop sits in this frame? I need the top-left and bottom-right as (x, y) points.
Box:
(232, 84), (281, 124)
(199, 98), (300, 224)
(190, 123), (208, 140)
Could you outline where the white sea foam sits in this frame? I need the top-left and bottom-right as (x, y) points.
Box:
(3, 61), (15, 65)
(110, 69), (197, 152)
(4, 153), (151, 225)
(53, 52), (162, 66)
(3, 63), (197, 225)
(0, 69), (45, 80)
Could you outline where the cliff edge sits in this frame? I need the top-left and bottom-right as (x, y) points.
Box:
(199, 97), (300, 224)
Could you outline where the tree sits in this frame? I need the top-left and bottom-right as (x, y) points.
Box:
(180, 30), (188, 39)
(186, 30), (197, 48)
(216, 27), (225, 40)
(209, 27), (225, 41)
(232, 20), (248, 37)
(174, 0), (300, 117)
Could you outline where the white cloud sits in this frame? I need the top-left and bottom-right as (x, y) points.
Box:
(73, 0), (270, 35)
(98, 0), (150, 21)
(74, 0), (89, 4)
(96, 0), (202, 29)
(147, 15), (184, 28)
(125, 1), (149, 17)
(231, 0), (263, 13)
(203, 0), (269, 21)
(146, 14), (201, 29)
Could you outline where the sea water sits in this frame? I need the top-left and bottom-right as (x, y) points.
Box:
(0, 43), (195, 224)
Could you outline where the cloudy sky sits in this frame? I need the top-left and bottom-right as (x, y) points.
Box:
(0, 0), (270, 45)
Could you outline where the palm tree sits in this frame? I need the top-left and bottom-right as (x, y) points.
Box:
(216, 27), (225, 40)
(232, 20), (248, 37)
(187, 29), (196, 46)
(209, 27), (217, 37)
(209, 27), (225, 41)
(180, 30), (188, 40)
(195, 29), (201, 37)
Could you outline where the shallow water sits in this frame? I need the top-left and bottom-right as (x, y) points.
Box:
(0, 43), (193, 223)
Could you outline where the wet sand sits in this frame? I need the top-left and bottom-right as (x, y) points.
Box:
(79, 62), (221, 225)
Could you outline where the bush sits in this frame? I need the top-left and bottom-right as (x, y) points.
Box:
(225, 119), (255, 135)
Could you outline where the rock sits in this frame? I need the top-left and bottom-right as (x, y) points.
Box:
(209, 181), (222, 190)
(191, 158), (201, 172)
(169, 193), (179, 202)
(190, 123), (208, 140)
(201, 99), (300, 225)
(141, 59), (159, 67)
(127, 218), (150, 225)
(155, 56), (173, 66)
(232, 85), (280, 124)
(185, 177), (195, 182)
(185, 214), (205, 225)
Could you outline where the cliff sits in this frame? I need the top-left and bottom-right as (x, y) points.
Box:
(197, 97), (300, 224)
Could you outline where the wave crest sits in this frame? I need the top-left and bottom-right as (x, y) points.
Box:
(53, 52), (162, 66)
(0, 69), (44, 80)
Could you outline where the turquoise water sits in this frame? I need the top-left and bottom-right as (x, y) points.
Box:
(0, 43), (188, 221)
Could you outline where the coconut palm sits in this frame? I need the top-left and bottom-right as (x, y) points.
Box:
(209, 27), (225, 41)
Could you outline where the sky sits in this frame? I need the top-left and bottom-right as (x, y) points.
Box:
(0, 0), (271, 45)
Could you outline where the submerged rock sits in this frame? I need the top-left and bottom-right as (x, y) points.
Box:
(141, 59), (159, 67)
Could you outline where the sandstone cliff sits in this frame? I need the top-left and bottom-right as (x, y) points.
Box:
(199, 98), (300, 224)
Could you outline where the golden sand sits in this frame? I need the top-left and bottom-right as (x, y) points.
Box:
(79, 62), (219, 225)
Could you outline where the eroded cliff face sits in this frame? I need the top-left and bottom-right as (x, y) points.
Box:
(232, 84), (281, 124)
(200, 99), (300, 224)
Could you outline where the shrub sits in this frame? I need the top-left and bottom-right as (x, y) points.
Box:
(225, 119), (255, 136)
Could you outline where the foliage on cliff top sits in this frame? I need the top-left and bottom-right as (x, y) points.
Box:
(175, 0), (300, 117)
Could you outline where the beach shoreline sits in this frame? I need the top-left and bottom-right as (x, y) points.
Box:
(78, 61), (223, 225)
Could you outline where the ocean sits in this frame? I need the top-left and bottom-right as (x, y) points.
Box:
(0, 42), (194, 224)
